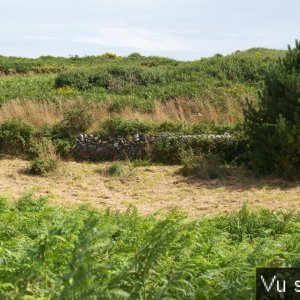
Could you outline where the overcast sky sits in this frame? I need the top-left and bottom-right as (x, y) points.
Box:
(0, 0), (299, 60)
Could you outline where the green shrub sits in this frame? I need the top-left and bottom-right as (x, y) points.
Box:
(31, 136), (55, 157)
(25, 137), (59, 175)
(152, 134), (247, 165)
(101, 162), (131, 177)
(52, 106), (93, 139)
(0, 197), (299, 299)
(15, 194), (47, 212)
(98, 118), (153, 138)
(191, 122), (244, 135)
(180, 148), (201, 171)
(55, 71), (92, 90)
(0, 57), (41, 74)
(101, 52), (118, 59)
(53, 138), (73, 159)
(155, 121), (186, 133)
(152, 136), (183, 164)
(217, 204), (294, 242)
(179, 149), (226, 179)
(97, 118), (245, 138)
(244, 40), (300, 178)
(127, 52), (143, 59)
(0, 118), (35, 157)
(26, 157), (58, 175)
(131, 159), (153, 167)
(0, 197), (10, 212)
(54, 65), (164, 92)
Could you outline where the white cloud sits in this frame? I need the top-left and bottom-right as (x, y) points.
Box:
(1, 0), (299, 58)
(23, 36), (68, 41)
(73, 27), (191, 52)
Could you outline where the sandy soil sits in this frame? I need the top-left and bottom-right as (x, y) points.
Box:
(0, 158), (299, 217)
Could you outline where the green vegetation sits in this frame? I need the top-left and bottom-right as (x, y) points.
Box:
(0, 118), (36, 158)
(0, 49), (284, 108)
(0, 116), (247, 165)
(97, 118), (243, 138)
(245, 41), (300, 178)
(25, 137), (59, 175)
(26, 157), (58, 175)
(51, 106), (93, 140)
(0, 195), (299, 299)
(151, 133), (247, 165)
(179, 149), (226, 179)
(0, 48), (286, 167)
(0, 45), (299, 299)
(1, 45), (298, 175)
(101, 161), (132, 177)
(131, 159), (153, 167)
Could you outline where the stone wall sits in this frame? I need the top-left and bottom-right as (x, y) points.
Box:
(73, 132), (239, 161)
(73, 133), (154, 160)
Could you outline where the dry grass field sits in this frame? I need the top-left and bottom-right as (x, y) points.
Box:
(0, 97), (244, 129)
(1, 158), (299, 217)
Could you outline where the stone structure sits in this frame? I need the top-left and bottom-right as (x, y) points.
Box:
(74, 133), (154, 160)
(73, 132), (237, 161)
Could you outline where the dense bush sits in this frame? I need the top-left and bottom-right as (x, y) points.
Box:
(48, 107), (93, 159)
(97, 118), (244, 139)
(152, 134), (248, 164)
(51, 48), (283, 101)
(93, 118), (248, 164)
(0, 116), (247, 165)
(0, 57), (41, 74)
(26, 157), (58, 175)
(52, 138), (73, 159)
(51, 106), (93, 139)
(98, 118), (153, 138)
(100, 162), (133, 177)
(244, 41), (300, 178)
(0, 118), (35, 157)
(25, 137), (59, 175)
(0, 49), (283, 114)
(55, 66), (165, 91)
(55, 70), (112, 90)
(179, 149), (226, 179)
(0, 195), (299, 299)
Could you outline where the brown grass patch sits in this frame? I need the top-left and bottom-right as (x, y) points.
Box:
(1, 158), (299, 217)
(0, 100), (63, 127)
(0, 97), (244, 129)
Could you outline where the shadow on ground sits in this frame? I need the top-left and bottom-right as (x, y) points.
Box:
(174, 166), (300, 192)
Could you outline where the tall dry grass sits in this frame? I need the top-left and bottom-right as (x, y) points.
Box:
(0, 97), (244, 130)
(0, 100), (64, 127)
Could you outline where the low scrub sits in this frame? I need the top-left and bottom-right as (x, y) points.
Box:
(100, 162), (133, 177)
(0, 195), (299, 299)
(26, 137), (59, 175)
(51, 106), (93, 139)
(26, 157), (58, 175)
(97, 117), (244, 138)
(55, 66), (164, 91)
(0, 118), (36, 158)
(152, 133), (248, 164)
(179, 149), (226, 179)
(131, 159), (153, 167)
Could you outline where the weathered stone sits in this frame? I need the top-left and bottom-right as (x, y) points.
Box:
(73, 132), (237, 161)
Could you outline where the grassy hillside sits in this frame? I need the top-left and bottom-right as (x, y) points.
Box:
(0, 195), (299, 299)
(0, 48), (299, 299)
(0, 48), (287, 169)
(0, 48), (285, 127)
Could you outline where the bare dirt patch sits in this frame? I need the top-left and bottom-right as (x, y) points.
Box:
(0, 158), (299, 217)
